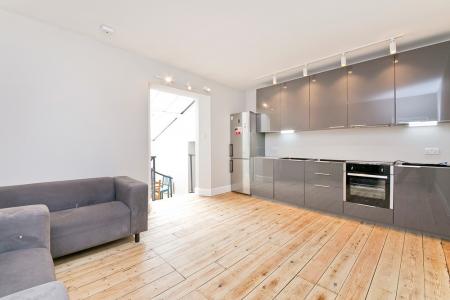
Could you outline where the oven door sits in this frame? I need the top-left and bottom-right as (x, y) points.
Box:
(346, 173), (391, 209)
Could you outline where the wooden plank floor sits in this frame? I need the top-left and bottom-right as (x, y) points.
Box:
(55, 192), (450, 300)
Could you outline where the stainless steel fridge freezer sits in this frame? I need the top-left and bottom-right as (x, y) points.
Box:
(229, 112), (265, 194)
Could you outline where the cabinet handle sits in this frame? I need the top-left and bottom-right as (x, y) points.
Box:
(314, 184), (330, 188)
(315, 172), (331, 176)
(229, 144), (233, 157)
(229, 160), (233, 173)
(328, 126), (345, 129)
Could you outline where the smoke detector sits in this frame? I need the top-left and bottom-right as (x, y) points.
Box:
(100, 24), (115, 35)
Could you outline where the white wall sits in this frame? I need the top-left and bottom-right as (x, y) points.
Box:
(246, 90), (450, 163)
(0, 9), (246, 191)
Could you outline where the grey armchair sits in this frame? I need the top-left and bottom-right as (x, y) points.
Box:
(0, 205), (67, 299)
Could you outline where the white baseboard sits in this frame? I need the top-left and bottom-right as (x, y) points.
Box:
(195, 185), (231, 196)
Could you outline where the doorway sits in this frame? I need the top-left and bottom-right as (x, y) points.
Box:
(149, 86), (200, 200)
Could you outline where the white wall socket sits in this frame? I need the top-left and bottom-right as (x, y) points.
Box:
(424, 147), (440, 155)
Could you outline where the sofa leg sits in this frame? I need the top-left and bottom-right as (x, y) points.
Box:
(134, 233), (140, 243)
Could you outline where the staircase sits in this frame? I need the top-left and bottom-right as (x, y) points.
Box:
(150, 156), (174, 200)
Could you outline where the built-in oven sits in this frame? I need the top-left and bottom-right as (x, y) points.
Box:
(346, 163), (393, 209)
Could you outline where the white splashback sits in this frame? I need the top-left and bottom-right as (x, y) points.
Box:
(265, 124), (450, 163)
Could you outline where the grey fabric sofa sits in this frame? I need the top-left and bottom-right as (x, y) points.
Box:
(0, 176), (148, 258)
(0, 205), (68, 299)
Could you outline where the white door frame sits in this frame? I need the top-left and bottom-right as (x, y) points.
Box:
(148, 83), (212, 196)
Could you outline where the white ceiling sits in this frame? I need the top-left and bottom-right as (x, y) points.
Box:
(1, 0), (450, 89)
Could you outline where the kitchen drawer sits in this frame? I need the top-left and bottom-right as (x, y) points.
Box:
(306, 161), (345, 188)
(305, 184), (343, 214)
(344, 202), (393, 224)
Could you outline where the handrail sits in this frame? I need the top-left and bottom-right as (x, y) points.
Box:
(150, 156), (174, 200)
(154, 170), (173, 180)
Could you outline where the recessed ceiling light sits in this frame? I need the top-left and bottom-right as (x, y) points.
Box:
(272, 75), (277, 85)
(186, 83), (192, 91)
(100, 24), (115, 35)
(164, 76), (173, 84)
(203, 86), (211, 93)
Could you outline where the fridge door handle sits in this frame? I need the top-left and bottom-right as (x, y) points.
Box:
(229, 160), (233, 173)
(229, 144), (233, 157)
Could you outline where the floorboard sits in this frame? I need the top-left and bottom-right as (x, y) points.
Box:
(55, 192), (450, 299)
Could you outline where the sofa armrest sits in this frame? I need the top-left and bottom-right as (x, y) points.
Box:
(114, 177), (148, 234)
(0, 205), (50, 253)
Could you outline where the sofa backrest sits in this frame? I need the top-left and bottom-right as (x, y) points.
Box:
(0, 177), (115, 212)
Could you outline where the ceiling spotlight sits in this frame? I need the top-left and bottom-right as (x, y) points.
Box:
(100, 24), (115, 35)
(389, 38), (397, 54)
(272, 75), (277, 85)
(203, 86), (211, 93)
(164, 76), (173, 84)
(302, 65), (308, 77)
(341, 53), (347, 67)
(186, 83), (192, 91)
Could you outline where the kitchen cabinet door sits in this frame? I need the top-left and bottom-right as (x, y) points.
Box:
(348, 56), (395, 126)
(256, 85), (281, 132)
(394, 166), (450, 238)
(280, 78), (310, 131)
(274, 159), (305, 206)
(251, 157), (274, 199)
(310, 68), (348, 130)
(395, 41), (450, 123)
(305, 161), (344, 214)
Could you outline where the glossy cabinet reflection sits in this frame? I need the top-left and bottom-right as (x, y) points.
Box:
(310, 68), (348, 130)
(251, 157), (274, 199)
(280, 78), (310, 131)
(274, 159), (305, 206)
(395, 41), (450, 123)
(394, 166), (450, 238)
(348, 56), (395, 126)
(256, 85), (281, 132)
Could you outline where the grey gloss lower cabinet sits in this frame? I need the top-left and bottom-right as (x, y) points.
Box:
(305, 161), (344, 214)
(394, 166), (450, 238)
(251, 157), (274, 199)
(274, 159), (305, 206)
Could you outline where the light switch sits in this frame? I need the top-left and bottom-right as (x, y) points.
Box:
(424, 147), (440, 155)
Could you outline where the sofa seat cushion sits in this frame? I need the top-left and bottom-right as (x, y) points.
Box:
(50, 201), (131, 258)
(0, 248), (55, 298)
(0, 282), (68, 300)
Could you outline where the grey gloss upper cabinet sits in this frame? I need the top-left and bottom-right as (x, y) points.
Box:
(280, 78), (310, 131)
(348, 56), (395, 126)
(274, 159), (305, 206)
(310, 68), (348, 130)
(395, 41), (450, 123)
(394, 166), (450, 238)
(256, 85), (281, 132)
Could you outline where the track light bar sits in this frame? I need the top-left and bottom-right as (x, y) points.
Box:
(256, 35), (404, 81)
